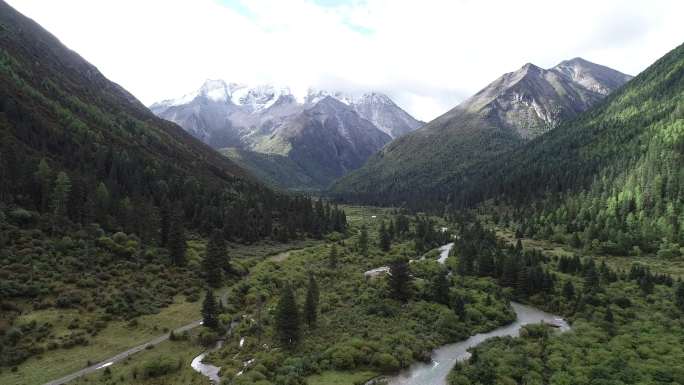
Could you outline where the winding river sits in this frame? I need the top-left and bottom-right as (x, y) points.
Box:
(191, 243), (571, 385)
(190, 340), (222, 383)
(385, 302), (570, 385)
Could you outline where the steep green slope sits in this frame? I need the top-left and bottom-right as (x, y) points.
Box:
(329, 59), (631, 208)
(461, 42), (684, 255)
(220, 147), (321, 191)
(329, 109), (523, 208)
(0, 0), (346, 372)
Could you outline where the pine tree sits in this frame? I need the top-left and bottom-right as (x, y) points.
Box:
(275, 285), (300, 348)
(453, 295), (466, 320)
(51, 171), (71, 221)
(433, 270), (451, 305)
(168, 204), (186, 266)
(515, 238), (524, 254)
(358, 224), (369, 256)
(160, 199), (171, 247)
(604, 305), (614, 323)
(379, 221), (391, 252)
(477, 252), (495, 277)
(562, 280), (575, 300)
(95, 182), (110, 226)
(202, 289), (219, 330)
(675, 282), (684, 312)
(304, 273), (319, 328)
(328, 244), (338, 269)
(389, 258), (412, 302)
(204, 230), (225, 287)
(34, 158), (52, 212)
(584, 262), (600, 292)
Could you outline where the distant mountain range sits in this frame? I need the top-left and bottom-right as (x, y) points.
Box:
(330, 58), (632, 204)
(150, 81), (422, 190)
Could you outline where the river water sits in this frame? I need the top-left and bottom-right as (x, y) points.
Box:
(190, 340), (223, 383)
(385, 302), (570, 385)
(192, 243), (569, 385)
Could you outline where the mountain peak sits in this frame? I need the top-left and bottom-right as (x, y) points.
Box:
(199, 79), (231, 102)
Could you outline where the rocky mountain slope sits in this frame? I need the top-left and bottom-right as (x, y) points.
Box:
(330, 58), (632, 205)
(151, 81), (421, 189)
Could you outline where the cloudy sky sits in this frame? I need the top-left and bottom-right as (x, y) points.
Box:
(7, 0), (684, 121)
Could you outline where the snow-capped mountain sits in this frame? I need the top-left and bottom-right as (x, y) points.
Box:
(150, 80), (420, 189)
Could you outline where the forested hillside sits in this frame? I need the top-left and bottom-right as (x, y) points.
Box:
(459, 42), (684, 257)
(335, 42), (683, 257)
(329, 58), (631, 206)
(0, 0), (345, 370)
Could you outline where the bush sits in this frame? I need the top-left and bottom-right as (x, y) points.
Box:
(8, 208), (36, 226)
(372, 352), (400, 373)
(197, 329), (219, 347)
(142, 355), (180, 378)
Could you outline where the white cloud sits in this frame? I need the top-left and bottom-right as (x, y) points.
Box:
(6, 0), (684, 121)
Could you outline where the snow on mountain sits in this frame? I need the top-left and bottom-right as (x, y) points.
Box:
(151, 80), (422, 139)
(149, 80), (422, 189)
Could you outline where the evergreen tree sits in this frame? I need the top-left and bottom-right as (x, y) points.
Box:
(304, 272), (319, 328)
(202, 289), (219, 330)
(675, 282), (684, 312)
(204, 230), (226, 287)
(584, 262), (600, 292)
(275, 285), (300, 348)
(328, 244), (338, 269)
(432, 270), (451, 305)
(515, 238), (524, 254)
(51, 171), (71, 221)
(358, 224), (369, 256)
(562, 280), (575, 300)
(477, 252), (495, 277)
(453, 295), (466, 320)
(34, 158), (52, 212)
(389, 258), (412, 302)
(379, 221), (391, 252)
(94, 182), (110, 226)
(160, 200), (171, 247)
(168, 204), (186, 266)
(604, 305), (614, 323)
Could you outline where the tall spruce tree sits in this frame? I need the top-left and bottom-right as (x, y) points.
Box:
(433, 270), (451, 305)
(676, 282), (684, 312)
(304, 272), (319, 328)
(275, 285), (300, 347)
(204, 230), (226, 287)
(168, 203), (186, 266)
(34, 158), (52, 212)
(328, 244), (338, 269)
(379, 221), (391, 252)
(453, 295), (466, 320)
(358, 224), (369, 256)
(202, 289), (219, 330)
(51, 171), (71, 221)
(562, 280), (575, 300)
(389, 258), (412, 302)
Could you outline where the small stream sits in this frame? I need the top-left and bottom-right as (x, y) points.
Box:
(384, 302), (570, 385)
(191, 340), (223, 383)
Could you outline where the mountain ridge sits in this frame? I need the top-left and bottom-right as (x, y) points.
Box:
(151, 79), (422, 189)
(330, 57), (633, 204)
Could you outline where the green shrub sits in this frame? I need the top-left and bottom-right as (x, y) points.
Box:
(142, 355), (180, 378)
